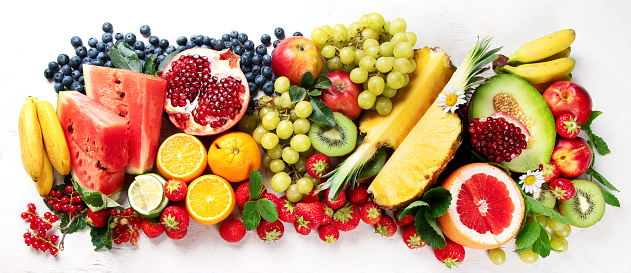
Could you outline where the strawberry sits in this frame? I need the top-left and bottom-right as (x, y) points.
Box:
(539, 161), (561, 183)
(165, 228), (187, 240)
(549, 178), (576, 201)
(321, 204), (334, 225)
(160, 205), (190, 233)
(306, 153), (331, 178)
(347, 184), (369, 206)
(219, 219), (246, 243)
(302, 188), (320, 203)
(555, 112), (581, 139)
(402, 225), (426, 249)
(360, 202), (382, 225)
(395, 210), (415, 227)
(164, 178), (187, 201)
(256, 219), (284, 242)
(318, 224), (339, 244)
(87, 208), (111, 228)
(141, 219), (164, 238)
(278, 196), (297, 223)
(261, 192), (281, 209)
(326, 188), (346, 209)
(294, 218), (311, 235)
(332, 202), (361, 232)
(374, 214), (397, 237)
(295, 202), (324, 229)
(434, 239), (465, 269)
(236, 181), (267, 208)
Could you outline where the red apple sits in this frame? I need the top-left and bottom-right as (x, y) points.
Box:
(551, 137), (593, 178)
(271, 36), (324, 86)
(542, 81), (592, 125)
(320, 70), (363, 120)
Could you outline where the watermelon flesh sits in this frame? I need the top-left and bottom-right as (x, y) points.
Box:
(84, 65), (166, 174)
(57, 91), (130, 198)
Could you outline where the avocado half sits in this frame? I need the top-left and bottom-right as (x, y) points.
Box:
(469, 74), (556, 173)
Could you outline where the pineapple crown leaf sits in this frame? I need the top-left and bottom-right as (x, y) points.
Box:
(458, 36), (502, 91)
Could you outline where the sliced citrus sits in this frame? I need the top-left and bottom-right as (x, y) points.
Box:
(437, 163), (525, 249)
(157, 133), (208, 183)
(186, 175), (236, 225)
(128, 174), (165, 217)
(207, 131), (261, 183)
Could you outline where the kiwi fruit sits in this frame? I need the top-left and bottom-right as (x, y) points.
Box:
(530, 182), (556, 209)
(308, 112), (357, 157)
(560, 180), (605, 228)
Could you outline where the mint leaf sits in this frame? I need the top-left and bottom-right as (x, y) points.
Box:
(143, 53), (158, 75)
(289, 86), (307, 104)
(423, 187), (452, 218)
(248, 170), (263, 199)
(414, 206), (446, 249)
(90, 226), (112, 251)
(257, 199), (279, 222)
(399, 200), (428, 219)
(581, 110), (602, 130)
(314, 74), (332, 89)
(308, 97), (336, 127)
(536, 225), (553, 258)
(586, 168), (619, 192)
(526, 196), (571, 224)
(300, 71), (314, 87)
(242, 201), (261, 231)
(602, 190), (620, 207)
(156, 50), (180, 73)
(109, 43), (142, 72)
(515, 222), (540, 251)
(591, 134), (611, 155)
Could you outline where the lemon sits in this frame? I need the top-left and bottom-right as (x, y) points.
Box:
(128, 174), (166, 218)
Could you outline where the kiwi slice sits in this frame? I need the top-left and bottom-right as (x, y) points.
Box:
(308, 112), (357, 157)
(357, 147), (387, 182)
(530, 182), (556, 209)
(560, 180), (605, 228)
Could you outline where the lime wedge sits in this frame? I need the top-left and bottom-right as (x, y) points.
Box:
(128, 174), (165, 217)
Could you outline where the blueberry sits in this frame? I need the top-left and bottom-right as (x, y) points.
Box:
(78, 75), (84, 84)
(61, 64), (72, 75)
(271, 74), (277, 83)
(156, 54), (166, 64)
(134, 41), (145, 50)
(97, 51), (108, 61)
(213, 39), (225, 50)
(196, 35), (204, 46)
(135, 50), (145, 60)
(157, 39), (168, 50)
(262, 54), (272, 66)
(82, 57), (92, 64)
(260, 34), (271, 44)
(70, 36), (82, 48)
(255, 44), (267, 55)
(165, 45), (176, 54)
(88, 48), (99, 59)
(148, 36), (159, 46)
(53, 72), (63, 83)
(176, 36), (187, 46)
(252, 54), (262, 65)
(87, 37), (98, 48)
(105, 42), (114, 51)
(241, 64), (252, 73)
(248, 82), (257, 93)
(69, 56), (82, 69)
(223, 41), (232, 49)
(91, 59), (104, 66)
(231, 38), (240, 47)
(145, 44), (155, 54)
(62, 75), (73, 87)
(185, 41), (196, 49)
(153, 47), (163, 55)
(44, 69), (53, 80)
(190, 35), (198, 44)
(293, 32), (303, 37)
(139, 25), (151, 36)
(252, 65), (262, 75)
(221, 33), (230, 41)
(261, 66), (273, 79)
(57, 54), (69, 66)
(54, 82), (65, 93)
(230, 30), (239, 39)
(102, 32), (113, 43)
(75, 46), (88, 58)
(243, 40), (255, 51)
(104, 61), (114, 68)
(71, 81), (85, 93)
(273, 40), (281, 48)
(176, 45), (187, 52)
(203, 36), (214, 46)
(237, 33), (248, 43)
(114, 32), (124, 41)
(274, 27), (285, 38)
(71, 69), (82, 80)
(102, 22), (113, 33)
(96, 41), (106, 52)
(125, 33), (136, 45)
(244, 72), (255, 82)
(234, 45), (245, 56)
(262, 81), (275, 95)
(254, 75), (266, 87)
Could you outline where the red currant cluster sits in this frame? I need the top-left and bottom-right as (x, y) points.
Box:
(20, 203), (60, 256)
(45, 185), (85, 217)
(110, 208), (142, 245)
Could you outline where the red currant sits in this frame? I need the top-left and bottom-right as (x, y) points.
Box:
(75, 203), (84, 212)
(32, 241), (41, 249)
(130, 237), (138, 245)
(110, 208), (119, 216)
(49, 247), (59, 256)
(61, 204), (69, 211)
(65, 185), (74, 194)
(60, 196), (70, 205)
(119, 218), (129, 226)
(49, 235), (58, 244)
(47, 199), (55, 206)
(37, 229), (47, 238)
(44, 212), (52, 219)
(114, 239), (122, 245)
(27, 214), (36, 223)
(23, 232), (32, 239)
(21, 212), (29, 220)
(30, 222), (38, 230)
(124, 208), (134, 216)
(40, 243), (49, 251)
(73, 195), (82, 203)
(49, 215), (58, 223)
(27, 203), (36, 213)
(53, 203), (62, 211)
(25, 237), (34, 245)
(69, 205), (76, 213)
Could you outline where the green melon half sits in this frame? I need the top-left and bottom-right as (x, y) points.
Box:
(469, 74), (556, 173)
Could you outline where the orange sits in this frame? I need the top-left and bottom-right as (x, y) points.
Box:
(207, 131), (261, 183)
(437, 163), (525, 249)
(186, 175), (236, 225)
(156, 133), (207, 183)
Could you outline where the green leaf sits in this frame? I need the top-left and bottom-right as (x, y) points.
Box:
(109, 43), (142, 72)
(586, 168), (619, 192)
(242, 201), (261, 231)
(257, 199), (279, 222)
(602, 190), (621, 207)
(72, 178), (123, 212)
(90, 226), (112, 251)
(399, 200), (428, 219)
(526, 196), (571, 224)
(143, 53), (158, 75)
(60, 211), (87, 234)
(248, 170), (263, 200)
(308, 88), (322, 97)
(300, 71), (314, 87)
(422, 187), (452, 218)
(308, 97), (336, 127)
(581, 110), (602, 130)
(536, 225), (553, 258)
(591, 133), (611, 155)
(314, 75), (333, 89)
(414, 207), (446, 249)
(290, 86), (307, 104)
(157, 50), (180, 73)
(515, 222), (540, 250)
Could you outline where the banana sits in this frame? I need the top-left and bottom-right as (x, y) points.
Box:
(34, 146), (54, 196)
(498, 57), (575, 84)
(19, 97), (45, 182)
(507, 29), (575, 64)
(37, 100), (71, 175)
(530, 73), (573, 93)
(539, 47), (571, 62)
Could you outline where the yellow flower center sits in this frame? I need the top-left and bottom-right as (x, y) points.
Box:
(445, 94), (458, 107)
(524, 175), (536, 185)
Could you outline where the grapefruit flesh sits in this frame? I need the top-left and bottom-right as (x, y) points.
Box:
(438, 163), (524, 249)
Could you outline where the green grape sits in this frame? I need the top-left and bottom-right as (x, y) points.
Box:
(332, 24), (348, 42)
(358, 90), (377, 109)
(367, 76), (385, 96)
(288, 108), (299, 121)
(261, 132), (279, 150)
(271, 172), (291, 192)
(407, 56), (417, 73)
(295, 101), (313, 118)
(261, 153), (272, 169)
(266, 144), (283, 160)
(547, 218), (565, 231)
(363, 39), (380, 58)
(362, 28), (380, 41)
(359, 56), (377, 73)
(343, 63), (357, 73)
(535, 215), (548, 227)
(358, 14), (370, 28)
(386, 71), (405, 89)
(488, 248), (506, 265)
(354, 49), (367, 66)
(349, 67), (368, 84)
(282, 147), (300, 164)
(379, 41), (394, 57)
(327, 56), (343, 71)
(402, 73), (409, 88)
(393, 58), (411, 73)
(280, 92), (293, 109)
(290, 134), (311, 152)
(550, 237), (568, 254)
(321, 25), (332, 35)
(322, 45), (337, 59)
(339, 47), (355, 65)
(274, 76), (291, 93)
(269, 159), (286, 173)
(375, 97), (392, 115)
(519, 248), (539, 264)
(389, 18), (407, 34)
(252, 126), (269, 144)
(237, 114), (257, 134)
(406, 32), (417, 47)
(295, 155), (308, 173)
(258, 106), (273, 119)
(296, 177), (314, 194)
(390, 32), (409, 45)
(393, 42), (413, 59)
(382, 86), (397, 98)
(259, 96), (271, 107)
(375, 57), (394, 73)
(554, 224), (572, 238)
(368, 12), (385, 31)
(293, 118), (311, 135)
(348, 22), (360, 37)
(276, 120), (294, 139)
(262, 112), (280, 130)
(311, 27), (329, 45)
(285, 184), (303, 203)
(273, 96), (284, 110)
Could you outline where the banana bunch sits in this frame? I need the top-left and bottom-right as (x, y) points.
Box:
(495, 29), (576, 91)
(18, 96), (70, 196)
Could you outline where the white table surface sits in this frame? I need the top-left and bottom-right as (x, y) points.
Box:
(2, 0), (629, 272)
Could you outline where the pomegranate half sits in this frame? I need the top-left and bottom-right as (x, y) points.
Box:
(161, 48), (249, 135)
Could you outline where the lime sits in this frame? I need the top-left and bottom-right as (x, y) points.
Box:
(128, 174), (165, 217)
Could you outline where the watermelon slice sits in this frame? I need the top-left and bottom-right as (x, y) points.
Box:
(57, 91), (130, 199)
(84, 65), (166, 174)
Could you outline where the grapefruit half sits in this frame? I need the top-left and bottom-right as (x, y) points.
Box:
(437, 163), (525, 249)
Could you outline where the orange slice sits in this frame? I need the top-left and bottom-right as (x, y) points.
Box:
(156, 133), (207, 183)
(186, 175), (236, 225)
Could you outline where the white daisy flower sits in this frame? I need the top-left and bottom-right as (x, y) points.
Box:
(519, 169), (545, 194)
(437, 84), (466, 113)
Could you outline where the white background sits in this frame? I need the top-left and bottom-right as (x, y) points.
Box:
(2, 0), (630, 272)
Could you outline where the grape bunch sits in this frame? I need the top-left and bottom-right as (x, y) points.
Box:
(311, 13), (418, 115)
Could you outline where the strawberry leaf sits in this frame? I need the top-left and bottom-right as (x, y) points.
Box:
(423, 187), (452, 218)
(399, 200), (428, 219)
(601, 189), (620, 207)
(525, 196), (571, 224)
(414, 206), (446, 249)
(586, 168), (618, 192)
(242, 201), (261, 231)
(257, 199), (279, 222)
(90, 226), (112, 251)
(248, 170), (264, 200)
